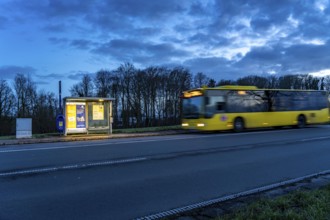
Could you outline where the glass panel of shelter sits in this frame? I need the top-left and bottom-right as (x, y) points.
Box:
(87, 102), (109, 129)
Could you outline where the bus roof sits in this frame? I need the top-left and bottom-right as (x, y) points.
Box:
(184, 85), (323, 93)
(210, 85), (258, 90)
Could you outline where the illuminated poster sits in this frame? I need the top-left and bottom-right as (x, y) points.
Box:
(76, 105), (86, 128)
(93, 104), (104, 120)
(66, 105), (76, 128)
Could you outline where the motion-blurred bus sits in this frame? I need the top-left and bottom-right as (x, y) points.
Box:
(181, 85), (330, 132)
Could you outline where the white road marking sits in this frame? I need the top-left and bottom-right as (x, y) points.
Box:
(300, 136), (330, 142)
(0, 157), (147, 177)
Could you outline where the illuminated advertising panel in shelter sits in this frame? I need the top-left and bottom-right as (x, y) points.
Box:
(65, 102), (87, 133)
(93, 104), (104, 120)
(66, 104), (76, 129)
(76, 105), (86, 128)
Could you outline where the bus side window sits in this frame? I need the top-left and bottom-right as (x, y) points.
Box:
(216, 102), (225, 112)
(205, 97), (209, 105)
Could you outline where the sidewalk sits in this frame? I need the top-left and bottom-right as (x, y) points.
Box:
(0, 130), (183, 146)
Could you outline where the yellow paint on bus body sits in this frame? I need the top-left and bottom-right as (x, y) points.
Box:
(181, 85), (330, 131)
(182, 109), (329, 131)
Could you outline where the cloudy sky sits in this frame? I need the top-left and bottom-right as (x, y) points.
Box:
(1, 0), (330, 96)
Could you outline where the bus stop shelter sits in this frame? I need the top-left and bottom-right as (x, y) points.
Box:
(63, 97), (115, 135)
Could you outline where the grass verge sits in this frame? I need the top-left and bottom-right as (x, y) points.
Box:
(217, 185), (330, 220)
(0, 135), (16, 140)
(0, 133), (62, 140)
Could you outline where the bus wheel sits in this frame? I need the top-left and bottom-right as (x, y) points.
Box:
(233, 117), (244, 132)
(296, 115), (306, 128)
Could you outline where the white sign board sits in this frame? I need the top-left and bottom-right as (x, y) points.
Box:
(16, 118), (32, 139)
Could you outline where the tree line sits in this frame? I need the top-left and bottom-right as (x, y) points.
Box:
(1, 63), (330, 135)
(69, 63), (330, 129)
(70, 63), (192, 128)
(0, 74), (58, 135)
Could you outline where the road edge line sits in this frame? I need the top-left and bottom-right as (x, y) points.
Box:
(136, 169), (330, 220)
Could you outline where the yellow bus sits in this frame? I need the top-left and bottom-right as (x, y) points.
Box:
(181, 85), (330, 132)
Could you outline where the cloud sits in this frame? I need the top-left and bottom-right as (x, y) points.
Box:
(4, 0), (189, 36)
(91, 39), (189, 65)
(281, 41), (330, 73)
(0, 15), (8, 30)
(1, 0), (330, 87)
(67, 71), (95, 80)
(48, 37), (69, 46)
(8, 0), (93, 19)
(95, 0), (186, 20)
(233, 39), (330, 76)
(48, 37), (95, 50)
(46, 0), (92, 18)
(249, 1), (293, 32)
(183, 57), (238, 79)
(42, 23), (67, 33)
(0, 65), (37, 80)
(34, 80), (51, 86)
(35, 73), (65, 79)
(70, 39), (94, 50)
(188, 1), (213, 16)
(82, 1), (193, 39)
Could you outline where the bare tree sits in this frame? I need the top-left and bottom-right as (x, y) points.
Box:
(142, 66), (162, 126)
(70, 74), (94, 97)
(278, 74), (305, 89)
(70, 84), (84, 97)
(302, 74), (319, 90)
(216, 79), (236, 86)
(94, 70), (112, 97)
(207, 78), (216, 87)
(108, 72), (120, 126)
(154, 67), (170, 125)
(33, 91), (58, 133)
(0, 80), (16, 135)
(193, 72), (209, 88)
(267, 75), (279, 89)
(165, 67), (191, 124)
(107, 64), (192, 128)
(323, 76), (330, 91)
(14, 73), (37, 117)
(237, 75), (269, 88)
(116, 63), (136, 127)
(0, 79), (16, 118)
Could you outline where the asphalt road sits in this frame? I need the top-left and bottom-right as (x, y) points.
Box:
(1, 126), (330, 219)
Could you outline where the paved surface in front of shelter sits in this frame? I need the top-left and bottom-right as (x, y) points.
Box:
(0, 130), (183, 146)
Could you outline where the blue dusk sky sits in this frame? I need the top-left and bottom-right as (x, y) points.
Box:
(1, 0), (330, 96)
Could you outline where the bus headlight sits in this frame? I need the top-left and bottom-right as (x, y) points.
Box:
(197, 123), (205, 127)
(182, 123), (189, 127)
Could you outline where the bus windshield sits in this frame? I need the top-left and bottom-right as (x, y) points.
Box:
(182, 96), (202, 119)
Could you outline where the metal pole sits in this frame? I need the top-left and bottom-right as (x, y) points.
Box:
(109, 101), (112, 135)
(59, 81), (62, 113)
